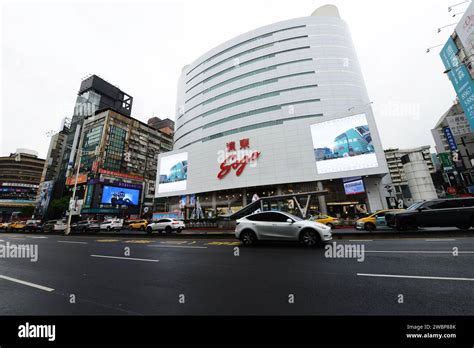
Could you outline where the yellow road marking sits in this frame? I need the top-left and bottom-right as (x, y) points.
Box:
(206, 241), (241, 246)
(124, 240), (153, 244)
(96, 239), (120, 243)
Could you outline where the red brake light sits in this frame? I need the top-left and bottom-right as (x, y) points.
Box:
(172, 221), (179, 224)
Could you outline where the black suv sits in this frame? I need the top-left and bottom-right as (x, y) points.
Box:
(386, 198), (474, 231)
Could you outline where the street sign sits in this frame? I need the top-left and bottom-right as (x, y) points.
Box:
(438, 152), (454, 172)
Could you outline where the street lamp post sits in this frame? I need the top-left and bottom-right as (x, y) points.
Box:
(64, 133), (97, 236)
(64, 130), (85, 236)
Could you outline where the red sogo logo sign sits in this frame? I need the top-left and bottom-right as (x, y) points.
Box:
(217, 138), (261, 179)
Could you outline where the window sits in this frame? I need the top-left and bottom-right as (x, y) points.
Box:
(185, 25), (306, 77)
(270, 212), (292, 222)
(186, 46), (311, 93)
(184, 58), (313, 105)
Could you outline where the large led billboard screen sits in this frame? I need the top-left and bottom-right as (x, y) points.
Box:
(157, 152), (188, 194)
(101, 186), (140, 206)
(311, 114), (379, 174)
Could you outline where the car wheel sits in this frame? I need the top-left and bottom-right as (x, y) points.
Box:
(240, 230), (257, 246)
(456, 224), (470, 230)
(107, 226), (111, 231)
(300, 229), (320, 247)
(165, 226), (172, 234)
(146, 227), (153, 234)
(140, 226), (145, 231)
(176, 228), (182, 234)
(364, 223), (375, 232)
(326, 223), (334, 229)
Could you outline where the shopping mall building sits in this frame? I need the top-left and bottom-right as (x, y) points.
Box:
(156, 5), (390, 218)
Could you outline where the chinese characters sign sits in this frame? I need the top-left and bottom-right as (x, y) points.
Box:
(217, 138), (260, 179)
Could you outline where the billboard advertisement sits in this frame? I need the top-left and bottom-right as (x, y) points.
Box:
(455, 0), (474, 56)
(157, 152), (188, 194)
(446, 114), (471, 136)
(343, 179), (365, 195)
(310, 114), (378, 174)
(101, 186), (140, 207)
(440, 37), (474, 131)
(36, 180), (54, 217)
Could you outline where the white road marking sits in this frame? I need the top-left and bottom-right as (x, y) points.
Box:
(57, 240), (88, 244)
(357, 273), (474, 282)
(0, 275), (54, 292)
(90, 255), (159, 262)
(364, 250), (474, 254)
(30, 236), (48, 239)
(148, 244), (207, 249)
(425, 239), (456, 241)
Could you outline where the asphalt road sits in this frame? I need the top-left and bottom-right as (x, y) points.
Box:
(0, 232), (473, 315)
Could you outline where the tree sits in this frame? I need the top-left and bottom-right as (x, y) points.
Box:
(20, 206), (35, 219)
(47, 197), (69, 219)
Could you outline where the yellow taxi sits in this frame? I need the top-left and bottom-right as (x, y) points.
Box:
(313, 214), (340, 228)
(0, 222), (11, 230)
(8, 221), (26, 231)
(128, 219), (148, 231)
(355, 209), (404, 231)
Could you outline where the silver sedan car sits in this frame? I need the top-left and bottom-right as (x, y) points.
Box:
(235, 211), (332, 246)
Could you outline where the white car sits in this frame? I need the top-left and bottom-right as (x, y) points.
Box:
(146, 218), (185, 234)
(42, 219), (67, 233)
(100, 219), (124, 231)
(235, 211), (332, 246)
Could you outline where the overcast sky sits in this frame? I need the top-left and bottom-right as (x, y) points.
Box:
(0, 0), (466, 158)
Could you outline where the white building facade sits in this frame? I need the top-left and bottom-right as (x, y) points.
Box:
(156, 5), (389, 218)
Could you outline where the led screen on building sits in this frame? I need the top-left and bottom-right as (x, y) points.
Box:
(311, 114), (379, 174)
(157, 152), (188, 194)
(343, 179), (365, 195)
(101, 186), (140, 206)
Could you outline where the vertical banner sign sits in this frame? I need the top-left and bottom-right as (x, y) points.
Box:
(84, 184), (94, 208)
(443, 127), (458, 151)
(440, 37), (474, 132)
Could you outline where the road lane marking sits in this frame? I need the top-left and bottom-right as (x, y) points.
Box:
(160, 240), (189, 245)
(0, 275), (54, 292)
(95, 239), (120, 243)
(148, 245), (207, 249)
(90, 255), (159, 262)
(206, 241), (240, 246)
(30, 236), (47, 239)
(57, 241), (88, 245)
(124, 240), (152, 244)
(357, 273), (474, 282)
(425, 239), (456, 241)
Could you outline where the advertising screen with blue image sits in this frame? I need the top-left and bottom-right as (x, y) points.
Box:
(344, 179), (365, 195)
(101, 186), (140, 206)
